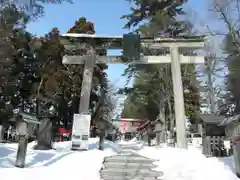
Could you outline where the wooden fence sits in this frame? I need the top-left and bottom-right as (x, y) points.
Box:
(202, 136), (233, 157)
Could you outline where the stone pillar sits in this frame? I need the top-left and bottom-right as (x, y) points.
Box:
(0, 125), (4, 142)
(112, 128), (116, 142)
(167, 130), (175, 147)
(156, 131), (161, 146)
(99, 123), (105, 150)
(78, 49), (95, 114)
(15, 135), (28, 168)
(155, 121), (163, 146)
(15, 117), (28, 168)
(147, 124), (152, 146)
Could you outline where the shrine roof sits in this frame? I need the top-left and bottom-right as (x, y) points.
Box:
(200, 114), (225, 124)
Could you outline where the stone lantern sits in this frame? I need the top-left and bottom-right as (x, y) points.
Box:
(154, 119), (164, 146)
(13, 108), (39, 168)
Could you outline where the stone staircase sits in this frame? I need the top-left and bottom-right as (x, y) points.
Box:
(100, 143), (163, 180)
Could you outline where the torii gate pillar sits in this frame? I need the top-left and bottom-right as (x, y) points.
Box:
(170, 45), (187, 148)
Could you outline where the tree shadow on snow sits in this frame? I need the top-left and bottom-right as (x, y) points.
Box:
(26, 152), (56, 167)
(42, 152), (73, 167)
(0, 146), (15, 158)
(0, 145), (73, 168)
(0, 146), (16, 168)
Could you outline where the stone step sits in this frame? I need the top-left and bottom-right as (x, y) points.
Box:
(118, 153), (135, 156)
(120, 148), (135, 151)
(121, 145), (140, 147)
(103, 161), (157, 169)
(104, 155), (154, 163)
(100, 146), (163, 180)
(100, 169), (163, 177)
(100, 174), (159, 180)
(100, 168), (159, 173)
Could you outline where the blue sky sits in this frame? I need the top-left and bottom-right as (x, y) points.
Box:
(26, 0), (207, 88)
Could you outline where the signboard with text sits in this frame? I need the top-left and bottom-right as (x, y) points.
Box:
(71, 113), (91, 150)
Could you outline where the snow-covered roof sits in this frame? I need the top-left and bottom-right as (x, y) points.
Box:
(200, 114), (225, 124)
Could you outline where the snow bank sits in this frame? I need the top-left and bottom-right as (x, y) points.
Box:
(1, 140), (37, 150)
(0, 138), (120, 180)
(139, 146), (238, 180)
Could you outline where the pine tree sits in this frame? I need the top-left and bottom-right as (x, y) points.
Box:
(121, 0), (199, 124)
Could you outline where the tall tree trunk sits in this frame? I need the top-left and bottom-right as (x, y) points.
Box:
(72, 96), (80, 114)
(0, 120), (7, 142)
(0, 124), (4, 142)
(147, 124), (152, 146)
(167, 97), (175, 147)
(159, 95), (166, 143)
(235, 99), (240, 114)
(207, 67), (216, 114)
(34, 118), (52, 150)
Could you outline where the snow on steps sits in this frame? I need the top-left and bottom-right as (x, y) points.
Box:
(100, 144), (163, 180)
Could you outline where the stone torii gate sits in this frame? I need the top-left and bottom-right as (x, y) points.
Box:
(60, 34), (205, 149)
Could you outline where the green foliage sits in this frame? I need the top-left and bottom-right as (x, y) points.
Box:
(123, 34), (141, 61)
(121, 64), (200, 120)
(0, 4), (33, 124)
(0, 0), (72, 20)
(122, 0), (189, 37)
(68, 17), (95, 34)
(0, 4), (113, 128)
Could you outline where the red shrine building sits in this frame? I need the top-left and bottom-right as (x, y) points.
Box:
(116, 118), (148, 133)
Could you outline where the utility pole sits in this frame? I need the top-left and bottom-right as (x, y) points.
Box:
(158, 96), (166, 143)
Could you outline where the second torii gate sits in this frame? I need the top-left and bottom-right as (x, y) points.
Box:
(60, 34), (205, 150)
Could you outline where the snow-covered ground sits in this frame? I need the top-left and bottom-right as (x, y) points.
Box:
(0, 138), (239, 180)
(139, 144), (238, 180)
(0, 138), (120, 180)
(117, 139), (238, 180)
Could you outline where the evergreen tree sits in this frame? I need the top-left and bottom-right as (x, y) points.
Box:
(223, 33), (240, 114)
(120, 0), (200, 141)
(0, 4), (31, 129)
